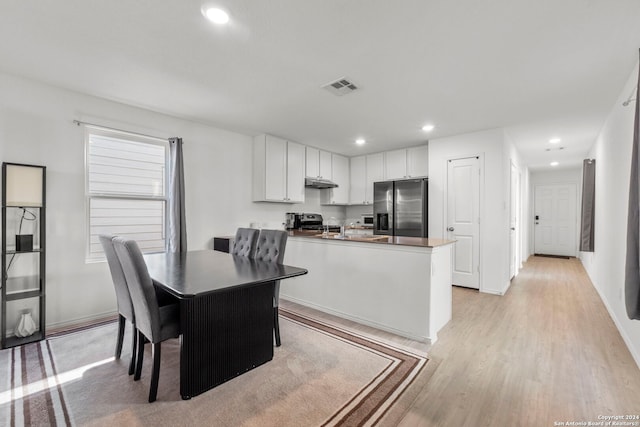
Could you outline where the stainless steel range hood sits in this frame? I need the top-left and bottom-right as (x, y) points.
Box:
(305, 177), (338, 189)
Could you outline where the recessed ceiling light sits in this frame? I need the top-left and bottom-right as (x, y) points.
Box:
(550, 161), (559, 167)
(549, 138), (561, 144)
(355, 139), (366, 145)
(422, 124), (435, 132)
(203, 7), (230, 24)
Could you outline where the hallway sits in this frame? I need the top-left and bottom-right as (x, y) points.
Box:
(398, 256), (640, 426)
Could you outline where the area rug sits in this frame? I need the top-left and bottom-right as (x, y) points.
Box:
(0, 309), (428, 426)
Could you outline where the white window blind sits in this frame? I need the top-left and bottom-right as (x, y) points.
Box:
(86, 127), (168, 261)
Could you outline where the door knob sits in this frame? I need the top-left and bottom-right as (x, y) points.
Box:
(511, 227), (515, 231)
(448, 227), (455, 232)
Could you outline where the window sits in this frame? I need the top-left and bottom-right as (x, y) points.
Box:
(85, 126), (168, 261)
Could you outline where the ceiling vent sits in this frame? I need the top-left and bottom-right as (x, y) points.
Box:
(322, 77), (359, 96)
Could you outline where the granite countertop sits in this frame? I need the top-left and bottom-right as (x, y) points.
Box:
(287, 230), (455, 248)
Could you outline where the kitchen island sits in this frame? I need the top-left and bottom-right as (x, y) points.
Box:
(282, 231), (455, 344)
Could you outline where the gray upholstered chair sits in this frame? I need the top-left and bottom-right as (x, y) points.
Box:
(113, 237), (181, 403)
(231, 227), (259, 257)
(254, 229), (288, 347)
(99, 234), (137, 376)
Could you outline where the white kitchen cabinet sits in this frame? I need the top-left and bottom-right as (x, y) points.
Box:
(349, 153), (384, 205)
(349, 156), (366, 205)
(253, 134), (305, 203)
(407, 145), (429, 178)
(383, 145), (429, 180)
(305, 147), (319, 178)
(286, 141), (306, 202)
(321, 154), (349, 205)
(305, 146), (333, 180)
(365, 153), (385, 203)
(384, 149), (408, 180)
(320, 150), (332, 179)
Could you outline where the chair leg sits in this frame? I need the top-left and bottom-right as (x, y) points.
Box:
(274, 306), (281, 347)
(149, 342), (161, 403)
(128, 324), (138, 376)
(115, 314), (125, 359)
(134, 330), (145, 381)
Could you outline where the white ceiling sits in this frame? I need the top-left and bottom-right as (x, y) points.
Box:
(2, 1), (640, 170)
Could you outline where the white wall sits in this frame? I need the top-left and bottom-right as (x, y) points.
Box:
(0, 72), (344, 329)
(504, 134), (530, 274)
(345, 205), (373, 224)
(580, 63), (640, 368)
(529, 167), (582, 256)
(428, 128), (510, 295)
(521, 167), (531, 261)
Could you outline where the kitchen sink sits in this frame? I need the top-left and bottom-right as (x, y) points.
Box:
(346, 235), (389, 242)
(313, 233), (388, 242)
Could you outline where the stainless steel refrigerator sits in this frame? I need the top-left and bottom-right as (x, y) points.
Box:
(373, 178), (428, 237)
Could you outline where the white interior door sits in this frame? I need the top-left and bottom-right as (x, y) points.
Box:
(534, 184), (577, 256)
(447, 157), (480, 289)
(509, 163), (519, 279)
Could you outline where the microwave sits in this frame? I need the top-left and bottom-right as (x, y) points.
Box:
(361, 214), (374, 228)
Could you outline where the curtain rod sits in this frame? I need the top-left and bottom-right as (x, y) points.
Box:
(622, 86), (638, 107)
(72, 119), (172, 142)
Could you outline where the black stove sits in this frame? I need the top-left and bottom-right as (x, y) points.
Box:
(288, 213), (341, 232)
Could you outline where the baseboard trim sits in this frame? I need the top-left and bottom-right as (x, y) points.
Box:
(480, 288), (505, 296)
(281, 296), (433, 344)
(46, 310), (118, 333)
(579, 260), (640, 371)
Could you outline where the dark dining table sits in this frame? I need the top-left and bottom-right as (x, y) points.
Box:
(144, 249), (308, 399)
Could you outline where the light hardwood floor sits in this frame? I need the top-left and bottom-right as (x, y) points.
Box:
(284, 256), (640, 426)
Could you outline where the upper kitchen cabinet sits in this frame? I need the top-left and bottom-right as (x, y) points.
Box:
(321, 154), (349, 205)
(349, 156), (366, 205)
(384, 149), (407, 180)
(349, 153), (384, 205)
(407, 145), (429, 177)
(253, 134), (305, 203)
(366, 153), (385, 202)
(287, 142), (306, 202)
(384, 145), (429, 180)
(306, 147), (332, 180)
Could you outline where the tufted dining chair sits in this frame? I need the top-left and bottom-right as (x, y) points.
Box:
(254, 229), (288, 346)
(113, 237), (181, 403)
(231, 228), (260, 258)
(99, 234), (137, 376)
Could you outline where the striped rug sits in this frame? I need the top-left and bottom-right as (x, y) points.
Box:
(0, 310), (428, 426)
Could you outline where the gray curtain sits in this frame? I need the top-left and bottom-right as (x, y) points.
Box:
(168, 137), (187, 253)
(624, 56), (640, 321)
(579, 159), (595, 252)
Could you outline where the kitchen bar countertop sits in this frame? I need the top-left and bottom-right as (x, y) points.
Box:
(283, 229), (455, 343)
(287, 229), (455, 248)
